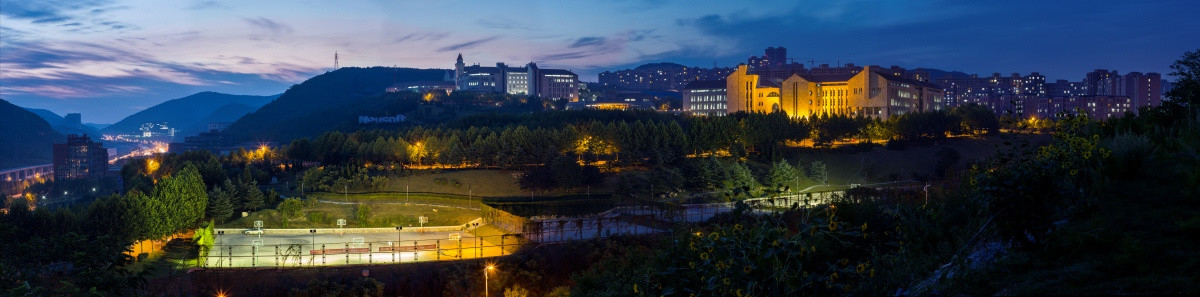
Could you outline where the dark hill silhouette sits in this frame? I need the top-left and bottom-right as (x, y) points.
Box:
(179, 103), (257, 137)
(914, 68), (973, 81)
(1, 99), (64, 169)
(101, 92), (278, 138)
(23, 107), (103, 138)
(223, 67), (448, 142)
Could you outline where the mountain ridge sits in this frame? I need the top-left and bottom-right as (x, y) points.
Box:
(1, 99), (64, 170)
(101, 91), (279, 139)
(223, 67), (448, 142)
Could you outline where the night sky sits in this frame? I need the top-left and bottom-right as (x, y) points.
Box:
(2, 0), (1198, 123)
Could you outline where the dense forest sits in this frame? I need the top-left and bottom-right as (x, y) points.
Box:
(280, 104), (1001, 169)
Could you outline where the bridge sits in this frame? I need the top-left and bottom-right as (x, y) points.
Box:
(1, 164), (53, 196)
(1, 164), (53, 183)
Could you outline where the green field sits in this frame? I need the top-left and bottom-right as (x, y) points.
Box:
(310, 192), (482, 208)
(221, 198), (481, 229)
(380, 169), (606, 197)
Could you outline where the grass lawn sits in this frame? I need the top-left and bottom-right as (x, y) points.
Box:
(310, 192), (482, 209)
(380, 169), (609, 197)
(220, 200), (482, 229)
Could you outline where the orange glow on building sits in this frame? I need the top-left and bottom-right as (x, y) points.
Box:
(726, 64), (943, 119)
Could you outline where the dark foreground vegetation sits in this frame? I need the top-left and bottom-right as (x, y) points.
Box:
(2, 50), (1199, 295)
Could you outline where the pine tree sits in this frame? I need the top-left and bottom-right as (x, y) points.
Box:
(206, 186), (233, 223)
(240, 179), (265, 211)
(767, 160), (801, 191)
(808, 161), (829, 184)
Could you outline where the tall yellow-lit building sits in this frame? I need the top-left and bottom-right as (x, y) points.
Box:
(727, 64), (943, 119)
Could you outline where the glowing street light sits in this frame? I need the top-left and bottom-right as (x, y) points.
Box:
(484, 264), (496, 297)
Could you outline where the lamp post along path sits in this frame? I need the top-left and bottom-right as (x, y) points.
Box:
(485, 265), (495, 297)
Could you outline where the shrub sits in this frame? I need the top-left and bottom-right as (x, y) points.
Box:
(354, 204), (371, 223)
(306, 211), (330, 225)
(277, 198), (304, 218)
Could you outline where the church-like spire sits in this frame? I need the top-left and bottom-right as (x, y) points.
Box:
(456, 53), (463, 64)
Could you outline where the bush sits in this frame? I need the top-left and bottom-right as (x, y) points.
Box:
(277, 198), (304, 218)
(306, 211), (331, 225)
(354, 204), (371, 223)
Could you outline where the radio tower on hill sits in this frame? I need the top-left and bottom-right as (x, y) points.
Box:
(334, 51), (339, 70)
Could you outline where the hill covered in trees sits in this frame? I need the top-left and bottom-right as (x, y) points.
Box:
(22, 108), (103, 138)
(222, 67), (449, 142)
(0, 99), (63, 169)
(102, 92), (278, 138)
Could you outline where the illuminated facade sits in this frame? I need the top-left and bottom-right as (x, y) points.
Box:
(53, 134), (108, 180)
(1118, 72), (1162, 109)
(386, 81), (456, 94)
(726, 64), (782, 114)
(598, 63), (735, 91)
(940, 69), (1160, 118)
(454, 54), (579, 101)
(682, 80), (727, 116)
(1029, 95), (1131, 120)
(727, 64), (943, 119)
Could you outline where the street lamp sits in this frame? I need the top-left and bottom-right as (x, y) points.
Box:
(484, 264), (496, 297)
(310, 229), (317, 264)
(394, 226), (403, 261)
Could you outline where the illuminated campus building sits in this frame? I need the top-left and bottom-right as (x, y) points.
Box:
(682, 80), (728, 116)
(53, 134), (108, 180)
(453, 54), (580, 101)
(598, 62), (735, 91)
(726, 64), (943, 119)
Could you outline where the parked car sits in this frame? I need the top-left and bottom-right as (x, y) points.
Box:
(243, 228), (264, 235)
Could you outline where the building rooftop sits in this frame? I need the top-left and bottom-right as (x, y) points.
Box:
(872, 70), (942, 89)
(792, 72), (859, 83)
(683, 80), (726, 89)
(539, 69), (577, 76)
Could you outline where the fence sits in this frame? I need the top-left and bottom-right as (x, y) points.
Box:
(198, 184), (924, 268)
(201, 234), (523, 268)
(481, 203), (529, 235)
(515, 184), (922, 243)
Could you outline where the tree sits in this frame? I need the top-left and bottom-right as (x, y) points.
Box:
(193, 220), (215, 259)
(84, 194), (146, 241)
(767, 160), (802, 191)
(953, 104), (1000, 134)
(723, 162), (759, 195)
(933, 147), (962, 180)
(205, 186), (234, 223)
(146, 165), (208, 239)
(808, 161), (828, 184)
(1165, 49), (1200, 109)
(240, 179), (265, 211)
(277, 198), (304, 218)
(504, 286), (531, 297)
